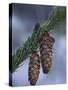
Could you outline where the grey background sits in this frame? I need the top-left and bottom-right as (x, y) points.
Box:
(11, 3), (66, 86)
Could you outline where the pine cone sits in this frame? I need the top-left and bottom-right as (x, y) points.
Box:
(40, 31), (55, 74)
(34, 22), (40, 32)
(28, 51), (40, 85)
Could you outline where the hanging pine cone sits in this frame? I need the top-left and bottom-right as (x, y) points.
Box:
(39, 31), (55, 74)
(28, 51), (40, 85)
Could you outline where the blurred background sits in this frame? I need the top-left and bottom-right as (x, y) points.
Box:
(10, 3), (66, 86)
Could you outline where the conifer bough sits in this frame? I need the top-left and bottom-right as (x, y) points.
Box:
(11, 6), (66, 73)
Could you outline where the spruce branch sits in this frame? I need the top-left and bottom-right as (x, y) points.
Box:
(11, 6), (66, 73)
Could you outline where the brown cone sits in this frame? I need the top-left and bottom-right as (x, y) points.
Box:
(28, 51), (40, 85)
(40, 31), (55, 74)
